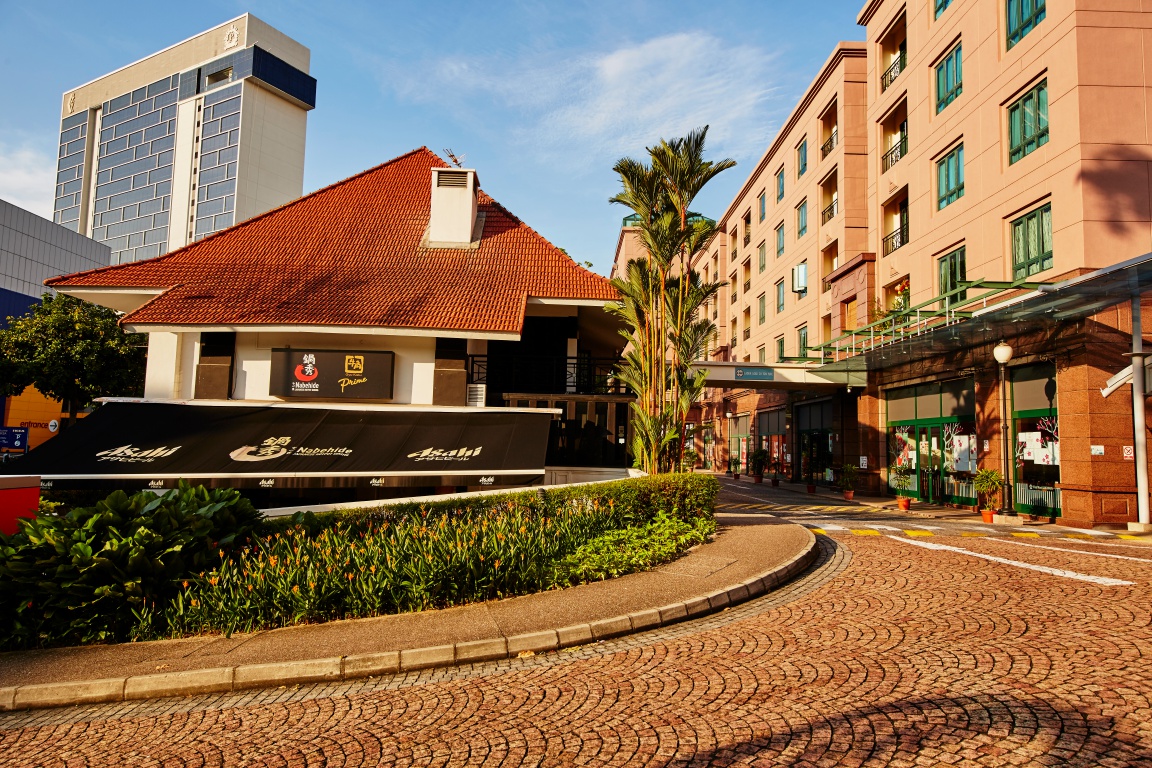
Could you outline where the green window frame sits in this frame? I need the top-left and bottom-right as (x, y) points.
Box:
(758, 241), (767, 272)
(797, 326), (808, 357)
(758, 192), (766, 222)
(1007, 0), (1045, 49)
(758, 294), (766, 324)
(937, 144), (964, 210)
(775, 279), (785, 313)
(776, 169), (784, 201)
(758, 346), (766, 364)
(797, 139), (807, 177)
(1008, 80), (1048, 164)
(938, 246), (967, 306)
(775, 224), (784, 257)
(935, 0), (953, 18)
(797, 200), (808, 237)
(775, 336), (785, 362)
(1012, 204), (1052, 279)
(936, 44), (962, 113)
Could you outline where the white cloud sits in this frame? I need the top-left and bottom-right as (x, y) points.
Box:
(0, 139), (56, 219)
(380, 32), (785, 171)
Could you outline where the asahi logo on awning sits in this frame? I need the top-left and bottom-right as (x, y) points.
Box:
(406, 447), (482, 462)
(97, 445), (181, 463)
(230, 436), (353, 462)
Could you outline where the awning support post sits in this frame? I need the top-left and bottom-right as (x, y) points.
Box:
(1131, 297), (1151, 530)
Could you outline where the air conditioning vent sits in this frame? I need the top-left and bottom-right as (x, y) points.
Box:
(466, 384), (487, 407)
(437, 171), (469, 188)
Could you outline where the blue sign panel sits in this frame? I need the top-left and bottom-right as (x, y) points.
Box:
(733, 367), (775, 381)
(0, 427), (29, 452)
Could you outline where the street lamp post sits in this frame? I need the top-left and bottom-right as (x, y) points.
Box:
(993, 341), (1014, 517)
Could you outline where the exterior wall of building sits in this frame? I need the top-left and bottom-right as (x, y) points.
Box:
(234, 81), (309, 225)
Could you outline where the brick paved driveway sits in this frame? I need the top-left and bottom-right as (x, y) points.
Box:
(3, 483), (1150, 766)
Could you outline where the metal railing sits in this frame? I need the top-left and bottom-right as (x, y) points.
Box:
(743, 232), (751, 246)
(882, 135), (908, 172)
(731, 247), (738, 262)
(743, 279), (751, 293)
(882, 223), (909, 255)
(821, 128), (838, 158)
(730, 336), (738, 350)
(881, 49), (906, 91)
(821, 199), (838, 224)
(743, 328), (751, 340)
(730, 290), (738, 304)
(467, 355), (626, 395)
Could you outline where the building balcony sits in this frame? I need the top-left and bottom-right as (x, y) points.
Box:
(730, 336), (738, 350)
(743, 279), (751, 293)
(731, 290), (738, 304)
(882, 135), (908, 172)
(821, 129), (838, 159)
(731, 247), (737, 262)
(821, 200), (839, 224)
(743, 328), (751, 340)
(881, 50), (906, 92)
(882, 224), (909, 256)
(712, 308), (718, 320)
(743, 232), (751, 246)
(467, 355), (626, 396)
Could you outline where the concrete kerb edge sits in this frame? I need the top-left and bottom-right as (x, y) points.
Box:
(0, 527), (819, 712)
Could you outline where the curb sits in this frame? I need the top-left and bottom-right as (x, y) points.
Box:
(0, 530), (818, 712)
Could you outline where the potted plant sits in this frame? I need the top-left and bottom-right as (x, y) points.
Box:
(769, 455), (781, 486)
(750, 449), (769, 484)
(839, 463), (858, 501)
(890, 463), (914, 510)
(730, 456), (740, 480)
(973, 468), (1003, 524)
(802, 454), (816, 493)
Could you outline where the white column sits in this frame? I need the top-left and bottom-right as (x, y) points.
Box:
(1131, 298), (1151, 530)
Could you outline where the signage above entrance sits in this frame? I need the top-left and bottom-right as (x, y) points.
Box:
(734, 367), (774, 382)
(271, 349), (395, 400)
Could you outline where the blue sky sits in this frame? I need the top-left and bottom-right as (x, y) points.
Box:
(0, 0), (865, 273)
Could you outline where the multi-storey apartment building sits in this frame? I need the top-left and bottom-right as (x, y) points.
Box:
(619, 0), (1152, 528)
(53, 14), (316, 265)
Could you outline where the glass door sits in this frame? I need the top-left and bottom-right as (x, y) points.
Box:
(917, 426), (943, 503)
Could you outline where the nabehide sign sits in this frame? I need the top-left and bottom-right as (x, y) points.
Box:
(271, 349), (395, 399)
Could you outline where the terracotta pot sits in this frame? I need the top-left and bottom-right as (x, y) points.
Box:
(843, 490), (855, 501)
(897, 497), (911, 511)
(733, 473), (740, 480)
(981, 509), (995, 523)
(806, 484), (817, 493)
(771, 478), (780, 487)
(753, 474), (763, 484)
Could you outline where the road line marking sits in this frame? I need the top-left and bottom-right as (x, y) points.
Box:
(1118, 535), (1148, 540)
(1051, 539), (1152, 550)
(852, 529), (881, 536)
(904, 530), (933, 537)
(961, 532), (987, 537)
(984, 538), (1152, 563)
(811, 528), (827, 535)
(1011, 532), (1041, 538)
(1063, 534), (1096, 539)
(888, 537), (1134, 586)
(862, 524), (905, 532)
(1053, 525), (1114, 537)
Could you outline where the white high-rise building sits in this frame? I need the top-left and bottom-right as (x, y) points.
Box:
(52, 14), (316, 265)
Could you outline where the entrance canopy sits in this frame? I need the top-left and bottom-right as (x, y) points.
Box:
(690, 361), (866, 390)
(1, 400), (553, 491)
(815, 251), (1152, 375)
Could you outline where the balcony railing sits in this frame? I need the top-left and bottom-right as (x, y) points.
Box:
(467, 355), (627, 396)
(882, 223), (909, 256)
(821, 199), (838, 224)
(712, 308), (718, 320)
(821, 128), (838, 158)
(881, 49), (906, 91)
(743, 328), (751, 340)
(731, 290), (738, 304)
(743, 279), (751, 293)
(743, 232), (751, 246)
(882, 135), (908, 172)
(730, 336), (738, 350)
(731, 247), (737, 262)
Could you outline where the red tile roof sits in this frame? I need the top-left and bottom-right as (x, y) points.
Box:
(49, 148), (618, 334)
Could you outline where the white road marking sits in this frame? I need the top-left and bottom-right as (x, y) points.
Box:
(987, 538), (1152, 563)
(862, 524), (906, 532)
(1052, 525), (1115, 537)
(888, 536), (1134, 586)
(1050, 539), (1152, 551)
(806, 522), (849, 531)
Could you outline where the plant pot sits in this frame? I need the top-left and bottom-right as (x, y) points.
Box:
(733, 473), (740, 480)
(753, 474), (763, 484)
(771, 477), (780, 487)
(843, 490), (855, 501)
(806, 484), (816, 493)
(897, 497), (911, 511)
(981, 509), (995, 524)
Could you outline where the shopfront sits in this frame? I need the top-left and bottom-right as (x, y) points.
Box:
(795, 399), (833, 484)
(886, 378), (977, 506)
(757, 408), (790, 478)
(728, 413), (750, 473)
(1011, 363), (1060, 516)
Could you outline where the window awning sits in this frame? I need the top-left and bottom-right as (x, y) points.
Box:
(0, 401), (553, 491)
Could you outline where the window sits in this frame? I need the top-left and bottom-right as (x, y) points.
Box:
(1008, 80), (1048, 164)
(776, 168), (785, 201)
(798, 326), (809, 357)
(793, 260), (809, 299)
(1007, 0), (1045, 49)
(758, 294), (766, 324)
(935, 0), (953, 18)
(758, 192), (766, 222)
(758, 346), (766, 364)
(938, 246), (967, 305)
(937, 144), (964, 210)
(776, 336), (785, 362)
(936, 44), (962, 113)
(1011, 204), (1053, 279)
(775, 279), (785, 313)
(797, 139), (808, 177)
(775, 224), (784, 257)
(758, 241), (767, 272)
(797, 200), (808, 237)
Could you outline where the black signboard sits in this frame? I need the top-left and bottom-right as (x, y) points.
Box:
(270, 348), (395, 399)
(2, 402), (550, 490)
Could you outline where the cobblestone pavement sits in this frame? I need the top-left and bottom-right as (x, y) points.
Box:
(2, 482), (1151, 767)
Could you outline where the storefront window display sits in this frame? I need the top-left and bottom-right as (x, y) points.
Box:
(885, 378), (977, 505)
(728, 414), (750, 474)
(758, 408), (791, 479)
(795, 400), (833, 484)
(1011, 363), (1060, 516)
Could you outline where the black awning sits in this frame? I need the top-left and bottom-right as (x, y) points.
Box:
(0, 402), (552, 491)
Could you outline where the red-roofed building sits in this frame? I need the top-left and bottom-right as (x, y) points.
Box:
(25, 149), (632, 506)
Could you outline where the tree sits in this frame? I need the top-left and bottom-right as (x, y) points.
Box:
(608, 127), (733, 473)
(0, 294), (146, 426)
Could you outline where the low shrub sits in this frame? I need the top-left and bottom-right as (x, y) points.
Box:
(552, 511), (716, 585)
(0, 482), (260, 649)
